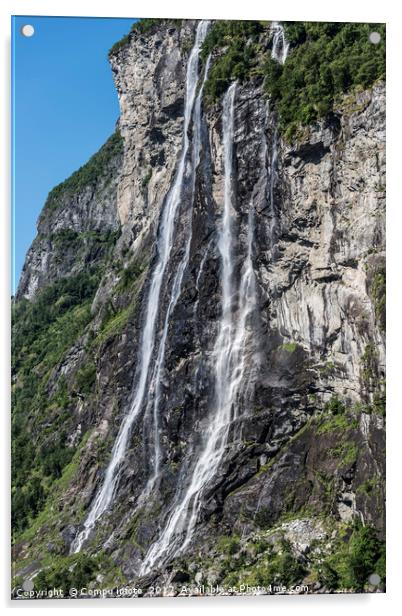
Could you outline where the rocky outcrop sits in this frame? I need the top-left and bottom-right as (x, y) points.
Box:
(17, 132), (123, 299)
(275, 83), (386, 402)
(109, 21), (195, 234)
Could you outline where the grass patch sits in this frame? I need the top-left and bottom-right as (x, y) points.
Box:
(94, 306), (132, 347)
(279, 341), (299, 353)
(75, 363), (97, 395)
(357, 477), (379, 495)
(327, 441), (359, 467)
(316, 413), (358, 435)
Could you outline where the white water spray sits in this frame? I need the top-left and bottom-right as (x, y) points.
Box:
(267, 22), (289, 245)
(71, 21), (210, 554)
(144, 54), (212, 496)
(271, 21), (289, 64)
(141, 80), (258, 573)
(193, 237), (212, 323)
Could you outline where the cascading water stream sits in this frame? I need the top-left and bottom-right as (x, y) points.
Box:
(268, 23), (289, 250)
(143, 54), (212, 497)
(140, 22), (290, 572)
(141, 80), (258, 574)
(230, 206), (258, 417)
(71, 20), (209, 554)
(270, 21), (289, 64)
(193, 237), (212, 324)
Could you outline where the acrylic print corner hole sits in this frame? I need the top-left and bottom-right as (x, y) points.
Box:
(369, 31), (381, 44)
(21, 24), (35, 37)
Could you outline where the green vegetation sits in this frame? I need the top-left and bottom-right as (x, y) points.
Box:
(372, 388), (386, 417)
(11, 477), (46, 535)
(95, 306), (132, 347)
(12, 271), (102, 533)
(15, 429), (93, 549)
(370, 268), (386, 331)
(319, 361), (336, 377)
(108, 19), (183, 56)
(360, 343), (385, 416)
(51, 228), (79, 248)
(324, 394), (346, 415)
(279, 341), (299, 353)
(221, 538), (306, 588)
(12, 269), (101, 373)
(201, 21), (264, 101)
(117, 259), (145, 290)
(200, 21), (385, 138)
(317, 522), (385, 591)
(35, 554), (100, 593)
(357, 477), (380, 496)
(108, 33), (130, 56)
(33, 552), (125, 594)
(327, 441), (358, 467)
(217, 534), (241, 555)
(266, 22), (385, 138)
(361, 343), (378, 390)
(195, 519), (384, 593)
(91, 260), (146, 349)
(50, 228), (120, 254)
(44, 130), (123, 212)
(75, 363), (97, 394)
(141, 168), (152, 189)
(135, 18), (170, 35)
(316, 413), (358, 435)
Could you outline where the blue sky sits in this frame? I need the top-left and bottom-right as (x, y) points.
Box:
(12, 16), (137, 292)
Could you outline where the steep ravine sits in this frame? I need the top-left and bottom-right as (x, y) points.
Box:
(12, 19), (385, 595)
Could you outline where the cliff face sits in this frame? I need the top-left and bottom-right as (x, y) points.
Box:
(17, 132), (123, 299)
(12, 20), (385, 595)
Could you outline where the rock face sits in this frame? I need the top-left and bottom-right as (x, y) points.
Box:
(109, 22), (195, 234)
(12, 20), (385, 594)
(17, 132), (123, 299)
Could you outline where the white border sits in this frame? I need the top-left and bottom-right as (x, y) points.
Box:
(1, 0), (401, 613)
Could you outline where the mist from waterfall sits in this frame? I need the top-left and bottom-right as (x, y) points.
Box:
(71, 20), (210, 554)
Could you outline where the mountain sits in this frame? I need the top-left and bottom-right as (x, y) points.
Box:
(12, 19), (385, 596)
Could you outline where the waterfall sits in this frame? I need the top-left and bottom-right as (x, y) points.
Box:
(268, 118), (280, 247)
(141, 80), (258, 574)
(143, 54), (212, 497)
(193, 237), (212, 324)
(231, 206), (258, 413)
(271, 21), (289, 64)
(71, 20), (210, 554)
(268, 21), (289, 248)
